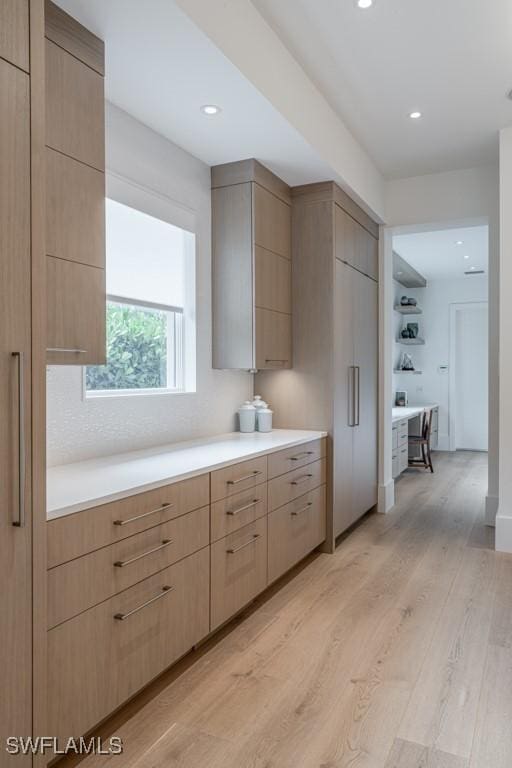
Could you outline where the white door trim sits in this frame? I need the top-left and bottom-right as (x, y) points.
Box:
(448, 301), (488, 452)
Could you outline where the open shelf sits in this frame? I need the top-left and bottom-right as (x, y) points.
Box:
(397, 337), (425, 346)
(394, 304), (422, 315)
(394, 369), (423, 375)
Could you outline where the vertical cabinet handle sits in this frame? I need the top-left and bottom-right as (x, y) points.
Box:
(355, 365), (360, 427)
(12, 352), (25, 528)
(348, 366), (355, 427)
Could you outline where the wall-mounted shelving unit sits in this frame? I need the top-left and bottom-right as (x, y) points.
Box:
(397, 337), (425, 346)
(394, 369), (423, 375)
(394, 304), (422, 315)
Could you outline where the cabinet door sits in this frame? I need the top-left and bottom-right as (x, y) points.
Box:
(45, 39), (105, 171)
(254, 246), (291, 315)
(333, 259), (355, 537)
(46, 256), (106, 365)
(353, 270), (378, 518)
(335, 205), (357, 267)
(0, 0), (29, 71)
(255, 307), (292, 370)
(253, 183), (291, 258)
(0, 58), (32, 764)
(46, 148), (105, 268)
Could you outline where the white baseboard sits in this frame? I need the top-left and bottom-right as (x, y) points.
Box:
(485, 494), (499, 527)
(496, 509), (512, 552)
(378, 480), (395, 514)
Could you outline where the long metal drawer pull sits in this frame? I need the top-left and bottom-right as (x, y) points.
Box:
(291, 502), (313, 517)
(226, 499), (260, 516)
(226, 533), (261, 554)
(113, 502), (173, 526)
(290, 473), (313, 486)
(227, 470), (262, 486)
(12, 352), (25, 528)
(46, 347), (87, 354)
(113, 539), (173, 567)
(114, 585), (174, 620)
(289, 451), (314, 461)
(355, 365), (361, 427)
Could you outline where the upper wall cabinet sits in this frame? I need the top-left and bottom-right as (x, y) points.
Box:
(0, 0), (29, 71)
(212, 159), (292, 370)
(45, 0), (106, 365)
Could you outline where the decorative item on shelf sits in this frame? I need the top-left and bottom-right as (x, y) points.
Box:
(400, 295), (418, 307)
(238, 401), (256, 433)
(407, 322), (419, 338)
(401, 328), (412, 339)
(399, 352), (415, 371)
(395, 390), (408, 407)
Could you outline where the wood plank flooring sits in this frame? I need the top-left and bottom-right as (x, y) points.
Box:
(59, 451), (511, 768)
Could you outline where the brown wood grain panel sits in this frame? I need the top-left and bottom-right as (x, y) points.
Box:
(45, 0), (104, 74)
(0, 0), (29, 71)
(254, 246), (291, 314)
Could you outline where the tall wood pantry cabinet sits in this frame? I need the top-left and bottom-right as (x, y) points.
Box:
(211, 159), (292, 370)
(256, 182), (379, 549)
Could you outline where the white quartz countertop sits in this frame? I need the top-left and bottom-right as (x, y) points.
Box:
(392, 404), (438, 424)
(47, 429), (328, 520)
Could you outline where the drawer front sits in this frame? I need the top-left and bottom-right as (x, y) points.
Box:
(392, 452), (399, 479)
(392, 426), (398, 450)
(268, 458), (326, 512)
(48, 548), (210, 743)
(268, 485), (326, 584)
(48, 505), (210, 629)
(211, 486), (267, 543)
(47, 474), (210, 568)
(211, 456), (267, 502)
(46, 39), (105, 171)
(399, 445), (409, 472)
(268, 438), (326, 480)
(398, 426), (409, 446)
(210, 517), (267, 631)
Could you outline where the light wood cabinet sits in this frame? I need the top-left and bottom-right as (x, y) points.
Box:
(0, 0), (29, 71)
(47, 473), (209, 568)
(48, 547), (210, 745)
(268, 485), (326, 584)
(212, 159), (292, 370)
(210, 455), (268, 503)
(46, 148), (105, 268)
(45, 1), (106, 364)
(0, 51), (32, 764)
(46, 255), (106, 365)
(268, 438), (325, 479)
(211, 487), (267, 543)
(48, 505), (210, 628)
(210, 517), (268, 630)
(268, 457), (327, 511)
(256, 181), (379, 549)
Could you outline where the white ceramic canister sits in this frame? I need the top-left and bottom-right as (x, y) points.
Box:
(251, 395), (268, 410)
(238, 401), (256, 433)
(257, 407), (273, 433)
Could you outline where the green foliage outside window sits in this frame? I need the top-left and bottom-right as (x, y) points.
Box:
(86, 302), (168, 391)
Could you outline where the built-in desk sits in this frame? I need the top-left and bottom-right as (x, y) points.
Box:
(392, 405), (439, 478)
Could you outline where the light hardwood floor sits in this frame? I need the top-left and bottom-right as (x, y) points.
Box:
(59, 451), (511, 768)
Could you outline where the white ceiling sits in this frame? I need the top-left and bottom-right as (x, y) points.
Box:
(393, 225), (489, 281)
(253, 0), (512, 178)
(54, 0), (336, 187)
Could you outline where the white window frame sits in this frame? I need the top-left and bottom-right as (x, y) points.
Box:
(83, 172), (197, 401)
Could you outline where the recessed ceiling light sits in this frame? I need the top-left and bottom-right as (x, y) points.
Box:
(200, 105), (221, 116)
(455, 240), (463, 246)
(409, 111), (422, 120)
(464, 254), (470, 260)
(356, 0), (373, 8)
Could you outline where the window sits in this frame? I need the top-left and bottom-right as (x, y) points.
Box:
(86, 198), (196, 396)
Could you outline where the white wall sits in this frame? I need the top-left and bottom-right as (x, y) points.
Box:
(381, 164), (499, 523)
(394, 277), (488, 451)
(46, 103), (252, 467)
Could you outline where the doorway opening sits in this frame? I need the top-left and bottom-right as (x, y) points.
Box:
(390, 222), (489, 499)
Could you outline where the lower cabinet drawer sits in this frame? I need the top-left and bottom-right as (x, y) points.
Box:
(48, 547), (210, 744)
(268, 485), (326, 584)
(392, 426), (398, 450)
(48, 505), (210, 629)
(268, 457), (326, 512)
(392, 452), (399, 479)
(398, 427), (409, 446)
(210, 517), (267, 631)
(267, 438), (326, 480)
(210, 485), (267, 543)
(210, 456), (268, 503)
(399, 445), (409, 472)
